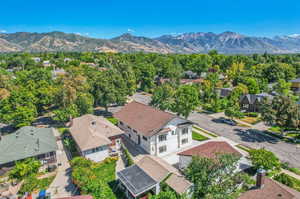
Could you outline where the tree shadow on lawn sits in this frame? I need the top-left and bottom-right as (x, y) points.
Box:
(234, 128), (279, 144)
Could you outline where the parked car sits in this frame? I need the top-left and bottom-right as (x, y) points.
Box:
(218, 117), (237, 126)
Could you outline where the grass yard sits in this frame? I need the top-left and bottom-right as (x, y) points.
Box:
(192, 131), (209, 141)
(193, 126), (218, 137)
(274, 173), (300, 192)
(71, 157), (122, 199)
(239, 117), (261, 125)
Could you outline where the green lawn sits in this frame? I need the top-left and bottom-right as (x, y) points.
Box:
(193, 126), (218, 137)
(71, 157), (122, 199)
(274, 173), (300, 192)
(192, 131), (209, 141)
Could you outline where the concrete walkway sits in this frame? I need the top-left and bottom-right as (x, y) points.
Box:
(47, 129), (76, 198)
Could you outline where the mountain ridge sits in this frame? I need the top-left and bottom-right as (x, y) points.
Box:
(0, 31), (300, 54)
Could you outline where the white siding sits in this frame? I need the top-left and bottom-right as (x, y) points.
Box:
(179, 155), (192, 170)
(83, 146), (109, 162)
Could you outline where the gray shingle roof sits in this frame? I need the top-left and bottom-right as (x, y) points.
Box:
(290, 78), (300, 83)
(0, 126), (58, 165)
(117, 165), (157, 197)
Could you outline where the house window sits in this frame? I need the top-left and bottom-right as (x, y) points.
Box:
(182, 128), (189, 135)
(171, 131), (176, 135)
(158, 134), (167, 142)
(181, 138), (189, 145)
(143, 136), (148, 141)
(159, 145), (167, 153)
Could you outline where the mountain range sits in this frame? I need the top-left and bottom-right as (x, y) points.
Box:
(1, 31), (300, 54)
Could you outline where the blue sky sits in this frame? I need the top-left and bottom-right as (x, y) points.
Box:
(1, 0), (300, 38)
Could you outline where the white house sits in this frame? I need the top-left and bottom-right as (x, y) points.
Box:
(114, 101), (194, 157)
(69, 114), (124, 162)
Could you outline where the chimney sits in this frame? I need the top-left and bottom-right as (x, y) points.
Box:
(256, 168), (266, 189)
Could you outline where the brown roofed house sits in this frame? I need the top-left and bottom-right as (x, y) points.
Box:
(177, 141), (251, 171)
(114, 101), (194, 157)
(239, 169), (300, 199)
(69, 114), (123, 162)
(117, 155), (193, 199)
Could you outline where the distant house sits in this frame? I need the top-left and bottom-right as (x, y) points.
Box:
(51, 68), (67, 79)
(0, 126), (58, 167)
(178, 141), (251, 171)
(155, 77), (203, 86)
(69, 114), (124, 162)
(114, 101), (194, 157)
(290, 78), (300, 94)
(218, 87), (233, 98)
(43, 60), (51, 67)
(239, 169), (300, 199)
(63, 58), (72, 62)
(240, 93), (273, 112)
(32, 57), (41, 63)
(117, 155), (193, 199)
(183, 70), (199, 79)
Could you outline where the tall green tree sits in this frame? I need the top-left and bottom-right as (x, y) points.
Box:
(172, 85), (200, 118)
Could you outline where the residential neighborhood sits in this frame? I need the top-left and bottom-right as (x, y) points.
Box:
(1, 51), (300, 199)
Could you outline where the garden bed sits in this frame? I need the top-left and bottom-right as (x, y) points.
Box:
(193, 126), (218, 137)
(274, 173), (300, 192)
(192, 131), (209, 141)
(19, 175), (55, 195)
(239, 116), (261, 125)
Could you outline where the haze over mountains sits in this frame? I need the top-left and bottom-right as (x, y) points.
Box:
(0, 31), (300, 54)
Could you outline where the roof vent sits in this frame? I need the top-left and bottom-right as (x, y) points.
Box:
(91, 121), (96, 126)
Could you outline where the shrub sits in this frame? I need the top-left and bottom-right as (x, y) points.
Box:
(245, 112), (259, 117)
(9, 158), (41, 180)
(106, 117), (119, 125)
(123, 146), (134, 166)
(249, 149), (281, 173)
(274, 173), (300, 192)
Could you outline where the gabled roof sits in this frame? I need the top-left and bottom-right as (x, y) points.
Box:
(69, 114), (123, 151)
(117, 164), (157, 197)
(118, 155), (192, 196)
(0, 126), (58, 165)
(135, 155), (180, 182)
(239, 177), (300, 199)
(114, 101), (177, 137)
(165, 174), (193, 194)
(241, 93), (273, 104)
(178, 141), (242, 159)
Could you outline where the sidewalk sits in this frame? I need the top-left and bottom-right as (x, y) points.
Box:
(47, 128), (76, 198)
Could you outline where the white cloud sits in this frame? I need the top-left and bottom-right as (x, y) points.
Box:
(127, 28), (135, 33)
(0, 30), (7, 33)
(75, 32), (82, 35)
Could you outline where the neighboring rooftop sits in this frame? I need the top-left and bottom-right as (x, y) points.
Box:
(178, 141), (242, 159)
(69, 114), (123, 151)
(165, 174), (193, 195)
(118, 155), (192, 196)
(114, 101), (176, 137)
(0, 126), (58, 165)
(117, 164), (157, 197)
(239, 177), (300, 199)
(241, 93), (273, 104)
(290, 78), (300, 83)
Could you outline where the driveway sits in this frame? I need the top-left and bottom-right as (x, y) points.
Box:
(188, 112), (300, 168)
(47, 129), (76, 198)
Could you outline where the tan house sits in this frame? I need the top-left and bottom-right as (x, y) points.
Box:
(69, 114), (123, 162)
(117, 155), (193, 199)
